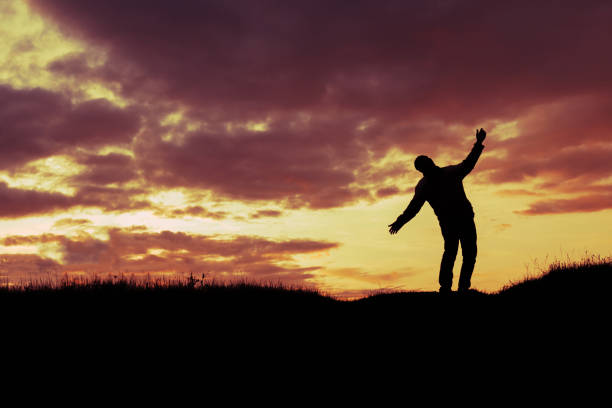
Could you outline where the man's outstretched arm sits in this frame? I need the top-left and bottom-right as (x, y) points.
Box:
(458, 128), (486, 178)
(388, 183), (426, 235)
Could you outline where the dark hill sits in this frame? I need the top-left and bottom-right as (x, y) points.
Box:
(3, 258), (610, 315)
(497, 256), (612, 298)
(2, 258), (610, 346)
(3, 259), (610, 375)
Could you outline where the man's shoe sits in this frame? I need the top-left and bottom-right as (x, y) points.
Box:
(439, 287), (452, 295)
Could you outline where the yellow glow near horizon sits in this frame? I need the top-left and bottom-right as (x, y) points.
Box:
(2, 184), (612, 295)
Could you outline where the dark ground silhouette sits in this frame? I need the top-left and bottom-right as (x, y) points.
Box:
(389, 128), (487, 293)
(3, 256), (610, 330)
(2, 258), (610, 377)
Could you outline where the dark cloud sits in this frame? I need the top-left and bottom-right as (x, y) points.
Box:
(72, 185), (150, 211)
(134, 119), (376, 208)
(0, 85), (141, 170)
(0, 254), (61, 280)
(0, 85), (68, 168)
(495, 189), (542, 197)
(473, 94), (612, 214)
(0, 182), (72, 218)
(158, 205), (229, 220)
(250, 210), (283, 219)
(376, 186), (400, 198)
(23, 0), (612, 213)
(0, 85), (144, 217)
(0, 182), (149, 218)
(483, 144), (612, 214)
(71, 152), (138, 185)
(517, 193), (612, 215)
(29, 1), (612, 120)
(484, 145), (612, 185)
(61, 236), (111, 264)
(0, 89), (154, 218)
(481, 96), (612, 183)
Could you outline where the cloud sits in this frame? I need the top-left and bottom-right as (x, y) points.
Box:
(155, 205), (229, 220)
(51, 218), (93, 229)
(134, 119), (377, 208)
(0, 182), (73, 218)
(496, 189), (542, 197)
(0, 254), (61, 280)
(250, 210), (283, 219)
(477, 95), (612, 214)
(485, 142), (612, 215)
(485, 145), (612, 185)
(0, 228), (340, 284)
(29, 1), (612, 120)
(0, 85), (141, 170)
(71, 152), (138, 185)
(376, 186), (401, 198)
(175, 206), (226, 219)
(516, 193), (612, 215)
(325, 267), (415, 285)
(0, 181), (150, 218)
(482, 96), (612, 183)
(72, 185), (150, 211)
(22, 0), (612, 213)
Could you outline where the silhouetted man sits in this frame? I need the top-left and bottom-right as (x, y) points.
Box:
(388, 128), (486, 293)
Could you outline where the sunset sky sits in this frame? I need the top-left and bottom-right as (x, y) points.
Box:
(1, 0), (611, 296)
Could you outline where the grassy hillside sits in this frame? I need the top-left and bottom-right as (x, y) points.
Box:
(497, 255), (612, 297)
(2, 255), (610, 326)
(3, 255), (610, 306)
(3, 256), (610, 362)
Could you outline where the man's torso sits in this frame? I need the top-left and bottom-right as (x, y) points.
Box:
(418, 165), (474, 222)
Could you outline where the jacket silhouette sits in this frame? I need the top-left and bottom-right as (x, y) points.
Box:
(389, 128), (486, 293)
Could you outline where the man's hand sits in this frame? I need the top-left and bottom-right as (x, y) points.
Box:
(388, 219), (404, 235)
(476, 128), (486, 144)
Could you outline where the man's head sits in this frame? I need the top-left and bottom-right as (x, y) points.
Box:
(414, 155), (437, 175)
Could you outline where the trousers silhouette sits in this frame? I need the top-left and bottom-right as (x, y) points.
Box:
(439, 217), (477, 292)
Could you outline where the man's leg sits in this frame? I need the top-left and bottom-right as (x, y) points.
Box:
(458, 217), (477, 292)
(439, 222), (459, 292)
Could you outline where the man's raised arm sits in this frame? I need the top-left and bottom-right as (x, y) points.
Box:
(388, 182), (426, 235)
(457, 128), (486, 178)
